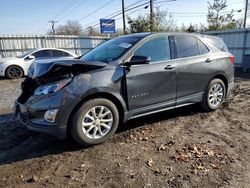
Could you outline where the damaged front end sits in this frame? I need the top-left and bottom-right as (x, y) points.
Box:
(17, 59), (107, 104)
(15, 59), (107, 139)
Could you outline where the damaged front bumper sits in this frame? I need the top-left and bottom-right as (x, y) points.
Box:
(14, 59), (106, 139)
(15, 88), (81, 139)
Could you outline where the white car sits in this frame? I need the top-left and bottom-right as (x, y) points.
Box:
(0, 48), (77, 79)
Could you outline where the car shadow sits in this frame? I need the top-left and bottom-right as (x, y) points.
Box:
(0, 104), (202, 166)
(118, 104), (202, 133)
(0, 113), (14, 124)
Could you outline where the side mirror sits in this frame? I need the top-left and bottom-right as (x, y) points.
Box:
(126, 55), (151, 66)
(27, 55), (35, 60)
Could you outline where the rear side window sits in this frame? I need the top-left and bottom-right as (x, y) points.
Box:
(134, 36), (170, 63)
(32, 50), (52, 58)
(63, 51), (72, 57)
(175, 36), (200, 58)
(205, 37), (228, 52)
(51, 50), (63, 57)
(198, 40), (210, 55)
(52, 50), (71, 57)
(51, 50), (72, 57)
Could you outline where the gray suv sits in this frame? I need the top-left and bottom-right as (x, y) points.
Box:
(15, 33), (234, 146)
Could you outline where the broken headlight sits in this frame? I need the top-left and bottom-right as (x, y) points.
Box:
(34, 78), (72, 96)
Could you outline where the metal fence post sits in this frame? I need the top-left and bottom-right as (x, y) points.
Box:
(242, 29), (248, 72)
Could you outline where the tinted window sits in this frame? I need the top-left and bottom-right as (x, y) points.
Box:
(205, 37), (228, 52)
(51, 50), (72, 57)
(32, 50), (51, 58)
(134, 36), (170, 63)
(198, 40), (210, 55)
(51, 50), (64, 57)
(63, 51), (72, 57)
(175, 36), (199, 58)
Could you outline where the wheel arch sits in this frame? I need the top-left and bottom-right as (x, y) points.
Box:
(211, 74), (228, 95)
(5, 64), (24, 78)
(66, 90), (127, 136)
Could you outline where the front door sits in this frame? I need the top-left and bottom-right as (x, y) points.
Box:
(125, 35), (177, 111)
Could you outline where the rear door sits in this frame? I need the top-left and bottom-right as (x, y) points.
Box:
(125, 35), (177, 111)
(173, 35), (212, 104)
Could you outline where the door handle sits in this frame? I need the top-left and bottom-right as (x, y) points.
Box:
(164, 65), (176, 70)
(205, 58), (212, 63)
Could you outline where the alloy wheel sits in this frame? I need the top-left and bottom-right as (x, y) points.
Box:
(81, 105), (113, 139)
(7, 66), (22, 78)
(208, 83), (224, 107)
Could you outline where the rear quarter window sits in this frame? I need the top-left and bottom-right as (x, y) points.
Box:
(205, 37), (228, 52)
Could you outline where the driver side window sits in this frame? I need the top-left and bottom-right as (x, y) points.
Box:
(134, 36), (171, 63)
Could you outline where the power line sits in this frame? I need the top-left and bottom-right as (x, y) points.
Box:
(34, 0), (80, 34)
(80, 0), (148, 29)
(80, 5), (148, 33)
(57, 0), (88, 21)
(78, 0), (115, 22)
(171, 9), (244, 15)
(80, 0), (177, 33)
(52, 0), (81, 20)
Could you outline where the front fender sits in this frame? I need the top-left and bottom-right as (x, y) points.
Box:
(81, 87), (128, 114)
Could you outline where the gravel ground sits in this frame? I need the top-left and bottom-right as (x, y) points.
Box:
(0, 71), (249, 187)
(0, 77), (23, 114)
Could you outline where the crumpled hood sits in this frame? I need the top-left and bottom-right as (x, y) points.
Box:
(28, 59), (107, 79)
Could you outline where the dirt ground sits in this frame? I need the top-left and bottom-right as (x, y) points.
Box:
(0, 71), (250, 188)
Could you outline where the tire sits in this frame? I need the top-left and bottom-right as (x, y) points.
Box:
(71, 98), (119, 146)
(201, 78), (226, 112)
(5, 65), (24, 79)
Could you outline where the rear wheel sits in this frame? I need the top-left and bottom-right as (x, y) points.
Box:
(5, 65), (23, 79)
(201, 79), (226, 111)
(71, 98), (119, 146)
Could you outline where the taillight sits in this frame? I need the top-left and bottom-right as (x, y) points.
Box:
(229, 55), (235, 64)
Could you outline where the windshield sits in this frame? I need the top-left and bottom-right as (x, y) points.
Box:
(17, 50), (34, 58)
(81, 36), (142, 62)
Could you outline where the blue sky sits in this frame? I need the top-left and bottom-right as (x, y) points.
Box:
(0, 0), (245, 35)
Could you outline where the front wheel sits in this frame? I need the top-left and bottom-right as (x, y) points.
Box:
(201, 79), (226, 112)
(71, 98), (119, 146)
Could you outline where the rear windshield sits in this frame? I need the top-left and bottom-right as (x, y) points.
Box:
(204, 37), (228, 52)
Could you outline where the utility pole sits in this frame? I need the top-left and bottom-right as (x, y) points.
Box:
(150, 0), (154, 32)
(243, 0), (249, 28)
(122, 0), (126, 34)
(49, 20), (57, 35)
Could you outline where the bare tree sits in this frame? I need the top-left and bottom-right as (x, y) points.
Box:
(127, 7), (177, 33)
(48, 20), (83, 35)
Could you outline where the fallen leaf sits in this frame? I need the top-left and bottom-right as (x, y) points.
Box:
(211, 164), (218, 169)
(177, 154), (189, 162)
(146, 159), (154, 167)
(158, 144), (167, 151)
(206, 150), (215, 157)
